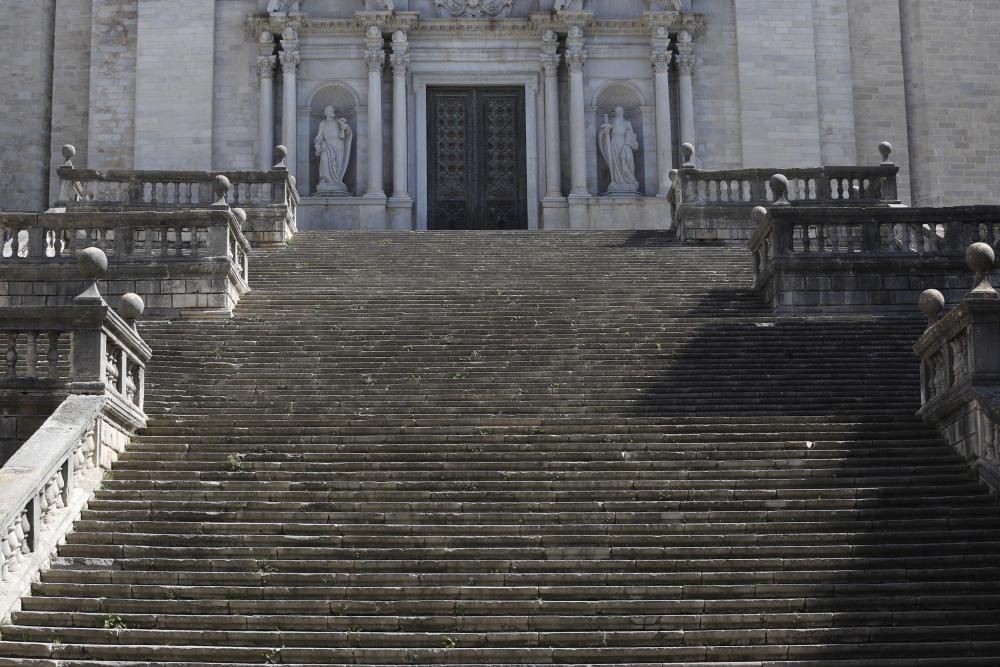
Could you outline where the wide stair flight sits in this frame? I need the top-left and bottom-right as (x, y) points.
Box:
(1, 231), (999, 665)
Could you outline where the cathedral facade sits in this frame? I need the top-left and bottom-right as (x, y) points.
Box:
(3, 0), (1000, 230)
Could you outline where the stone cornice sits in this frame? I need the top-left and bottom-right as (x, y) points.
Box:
(246, 12), (706, 40)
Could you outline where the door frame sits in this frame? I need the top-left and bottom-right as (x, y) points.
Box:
(414, 72), (540, 231)
(427, 86), (528, 231)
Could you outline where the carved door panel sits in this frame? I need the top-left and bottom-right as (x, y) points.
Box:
(428, 87), (527, 230)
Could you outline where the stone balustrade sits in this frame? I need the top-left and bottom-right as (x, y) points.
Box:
(54, 145), (298, 247)
(748, 200), (1000, 311)
(672, 142), (900, 242)
(0, 207), (250, 318)
(0, 259), (150, 619)
(913, 244), (1000, 492)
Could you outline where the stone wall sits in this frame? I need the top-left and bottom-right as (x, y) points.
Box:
(87, 0), (138, 169)
(49, 0), (93, 205)
(732, 0), (823, 168)
(0, 0), (55, 212)
(811, 0), (857, 166)
(213, 0), (258, 170)
(134, 0), (215, 170)
(691, 0), (742, 169)
(900, 0), (1000, 207)
(847, 0), (911, 205)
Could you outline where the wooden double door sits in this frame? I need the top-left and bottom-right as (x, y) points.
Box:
(428, 87), (528, 231)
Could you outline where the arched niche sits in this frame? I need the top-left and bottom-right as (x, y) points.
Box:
(593, 82), (646, 196)
(307, 83), (360, 196)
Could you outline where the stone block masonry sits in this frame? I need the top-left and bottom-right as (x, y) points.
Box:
(48, 0), (93, 206)
(900, 0), (1000, 207)
(0, 0), (55, 212)
(87, 0), (137, 170)
(134, 0), (215, 170)
(212, 0), (258, 170)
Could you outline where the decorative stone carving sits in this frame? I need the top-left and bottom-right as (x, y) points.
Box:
(646, 0), (683, 11)
(434, 0), (513, 19)
(390, 30), (410, 75)
(540, 30), (560, 76)
(314, 106), (353, 196)
(366, 26), (386, 73)
(373, 0), (395, 10)
(554, 0), (582, 11)
(256, 55), (277, 77)
(950, 333), (968, 385)
(267, 0), (303, 15)
(598, 106), (640, 195)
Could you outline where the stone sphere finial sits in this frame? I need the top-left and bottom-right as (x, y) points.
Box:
(965, 242), (999, 301)
(211, 175), (232, 209)
(232, 207), (249, 230)
(751, 205), (769, 226)
(60, 144), (77, 167)
(918, 289), (946, 326)
(273, 144), (288, 170)
(878, 141), (893, 165)
(119, 293), (145, 329)
(680, 143), (695, 168)
(74, 247), (108, 304)
(770, 174), (790, 205)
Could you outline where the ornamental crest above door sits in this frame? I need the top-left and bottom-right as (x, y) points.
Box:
(434, 0), (513, 19)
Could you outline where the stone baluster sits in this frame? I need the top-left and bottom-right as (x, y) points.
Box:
(257, 33), (277, 172)
(541, 30), (562, 199)
(390, 30), (410, 202)
(676, 31), (696, 154)
(279, 33), (301, 181)
(365, 26), (386, 198)
(47, 332), (60, 379)
(651, 26), (674, 198)
(565, 26), (589, 198)
(5, 332), (16, 379)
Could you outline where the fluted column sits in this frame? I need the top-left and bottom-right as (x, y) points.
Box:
(365, 26), (386, 198)
(279, 48), (301, 177)
(651, 28), (674, 197)
(676, 31), (696, 153)
(389, 31), (410, 200)
(565, 26), (589, 198)
(541, 30), (562, 199)
(257, 54), (277, 171)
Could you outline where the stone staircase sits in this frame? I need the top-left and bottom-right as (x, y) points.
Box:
(2, 231), (1000, 666)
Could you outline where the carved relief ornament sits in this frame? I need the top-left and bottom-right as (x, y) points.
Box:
(434, 0), (513, 19)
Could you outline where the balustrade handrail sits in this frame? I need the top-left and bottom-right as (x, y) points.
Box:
(1, 210), (250, 282)
(2, 304), (152, 418)
(675, 163), (900, 207)
(748, 206), (1000, 282)
(55, 166), (296, 211)
(0, 396), (107, 586)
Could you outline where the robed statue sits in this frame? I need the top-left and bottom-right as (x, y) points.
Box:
(314, 106), (353, 195)
(598, 106), (640, 194)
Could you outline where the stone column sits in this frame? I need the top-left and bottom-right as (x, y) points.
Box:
(676, 31), (696, 153)
(565, 26), (589, 198)
(256, 53), (277, 172)
(365, 26), (386, 198)
(541, 30), (562, 199)
(389, 31), (410, 201)
(651, 27), (674, 197)
(279, 48), (301, 178)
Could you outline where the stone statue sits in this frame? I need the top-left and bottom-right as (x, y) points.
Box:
(314, 106), (353, 195)
(598, 106), (640, 194)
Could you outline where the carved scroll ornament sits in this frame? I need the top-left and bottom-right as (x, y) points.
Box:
(435, 0), (513, 18)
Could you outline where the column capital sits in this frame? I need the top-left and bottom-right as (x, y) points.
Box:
(389, 30), (409, 76)
(540, 29), (559, 77)
(278, 49), (300, 72)
(366, 25), (386, 74)
(650, 49), (673, 74)
(565, 24), (587, 73)
(257, 55), (277, 78)
(676, 50), (695, 76)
